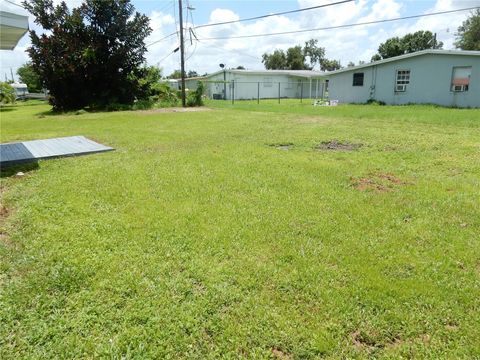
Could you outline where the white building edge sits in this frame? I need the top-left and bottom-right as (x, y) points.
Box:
(181, 69), (326, 100)
(0, 0), (29, 50)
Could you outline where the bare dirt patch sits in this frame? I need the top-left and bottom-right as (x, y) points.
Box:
(0, 204), (8, 217)
(352, 178), (390, 192)
(316, 140), (363, 151)
(267, 142), (294, 151)
(351, 330), (402, 351)
(351, 172), (409, 193)
(271, 348), (292, 359)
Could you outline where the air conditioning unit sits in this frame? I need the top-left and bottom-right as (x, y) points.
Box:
(452, 85), (468, 92)
(395, 84), (406, 92)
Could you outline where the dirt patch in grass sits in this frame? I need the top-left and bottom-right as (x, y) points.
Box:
(271, 348), (292, 359)
(267, 142), (294, 151)
(0, 203), (8, 217)
(316, 140), (363, 151)
(351, 172), (409, 192)
(351, 330), (402, 351)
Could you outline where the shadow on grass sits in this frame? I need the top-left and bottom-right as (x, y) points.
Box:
(0, 106), (18, 113)
(1, 161), (39, 178)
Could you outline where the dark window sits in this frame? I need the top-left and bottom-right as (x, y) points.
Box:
(353, 73), (364, 86)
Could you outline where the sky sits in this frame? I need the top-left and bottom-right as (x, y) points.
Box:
(1, 0), (479, 81)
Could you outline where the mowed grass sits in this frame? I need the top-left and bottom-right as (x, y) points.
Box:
(0, 100), (479, 358)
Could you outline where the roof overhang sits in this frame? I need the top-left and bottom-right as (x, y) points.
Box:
(184, 69), (326, 81)
(325, 50), (480, 76)
(0, 10), (29, 50)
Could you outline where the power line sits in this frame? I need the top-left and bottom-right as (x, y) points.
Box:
(156, 49), (177, 66)
(199, 41), (259, 60)
(193, 0), (354, 29)
(156, 0), (174, 14)
(196, 6), (479, 41)
(146, 31), (178, 47)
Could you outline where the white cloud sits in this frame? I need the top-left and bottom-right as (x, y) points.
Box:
(2, 0), (476, 81)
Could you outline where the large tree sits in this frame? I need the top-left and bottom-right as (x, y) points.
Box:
(262, 49), (287, 70)
(320, 59), (341, 71)
(262, 39), (331, 70)
(286, 46), (309, 70)
(372, 31), (443, 61)
(17, 63), (42, 92)
(455, 9), (480, 50)
(303, 39), (325, 69)
(23, 0), (151, 110)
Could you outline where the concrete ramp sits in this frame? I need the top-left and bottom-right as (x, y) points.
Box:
(0, 136), (114, 167)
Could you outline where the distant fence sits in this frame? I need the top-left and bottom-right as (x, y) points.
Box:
(187, 80), (329, 104)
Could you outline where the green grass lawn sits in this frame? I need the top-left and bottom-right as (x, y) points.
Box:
(1, 100), (479, 358)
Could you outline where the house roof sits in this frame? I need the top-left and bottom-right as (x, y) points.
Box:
(326, 50), (480, 76)
(0, 1), (29, 50)
(186, 69), (325, 80)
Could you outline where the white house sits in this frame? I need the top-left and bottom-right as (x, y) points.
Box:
(184, 69), (326, 100)
(326, 50), (480, 108)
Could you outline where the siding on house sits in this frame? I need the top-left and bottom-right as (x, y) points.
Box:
(327, 50), (480, 108)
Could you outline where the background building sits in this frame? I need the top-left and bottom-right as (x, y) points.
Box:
(184, 69), (326, 100)
(327, 50), (480, 108)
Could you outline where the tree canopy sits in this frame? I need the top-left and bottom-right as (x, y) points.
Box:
(262, 49), (288, 70)
(262, 39), (339, 71)
(455, 9), (480, 50)
(372, 31), (443, 61)
(17, 63), (42, 92)
(23, 0), (151, 111)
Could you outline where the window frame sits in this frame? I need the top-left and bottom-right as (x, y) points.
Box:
(395, 69), (410, 92)
(352, 72), (364, 87)
(451, 66), (471, 93)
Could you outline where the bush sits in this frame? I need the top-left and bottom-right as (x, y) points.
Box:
(0, 82), (16, 104)
(151, 83), (179, 107)
(186, 82), (205, 107)
(366, 99), (386, 106)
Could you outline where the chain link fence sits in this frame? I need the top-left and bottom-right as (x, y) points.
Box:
(193, 80), (329, 104)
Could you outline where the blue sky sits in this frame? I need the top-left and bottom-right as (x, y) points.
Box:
(1, 0), (479, 80)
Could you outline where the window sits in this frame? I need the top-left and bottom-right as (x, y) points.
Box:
(263, 77), (272, 87)
(352, 73), (364, 86)
(451, 66), (471, 92)
(395, 70), (410, 92)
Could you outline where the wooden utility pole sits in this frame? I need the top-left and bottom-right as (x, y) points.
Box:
(178, 0), (186, 107)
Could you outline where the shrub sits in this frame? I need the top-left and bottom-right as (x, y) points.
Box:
(366, 99), (386, 106)
(186, 82), (204, 107)
(0, 82), (16, 104)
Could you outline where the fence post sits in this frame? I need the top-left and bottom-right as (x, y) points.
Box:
(232, 80), (235, 105)
(257, 82), (260, 104)
(278, 82), (281, 104)
(300, 82), (303, 103)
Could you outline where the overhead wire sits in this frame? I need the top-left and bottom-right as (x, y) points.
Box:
(156, 0), (174, 14)
(193, 0), (354, 29)
(185, 2), (198, 64)
(195, 6), (480, 40)
(146, 31), (178, 48)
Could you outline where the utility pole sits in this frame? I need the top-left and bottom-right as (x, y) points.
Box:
(10, 68), (14, 82)
(178, 0), (186, 107)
